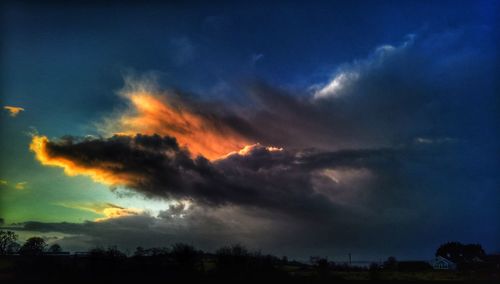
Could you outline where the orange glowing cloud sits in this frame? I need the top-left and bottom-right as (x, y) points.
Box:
(28, 79), (283, 191)
(3, 106), (24, 117)
(59, 202), (142, 222)
(95, 206), (142, 222)
(102, 86), (252, 160)
(29, 135), (134, 186)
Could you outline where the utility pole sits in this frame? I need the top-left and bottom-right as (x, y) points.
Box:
(349, 253), (352, 265)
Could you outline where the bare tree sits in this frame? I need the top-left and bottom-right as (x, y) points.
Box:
(0, 230), (18, 255)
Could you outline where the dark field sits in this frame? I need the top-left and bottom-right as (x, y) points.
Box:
(1, 254), (498, 283)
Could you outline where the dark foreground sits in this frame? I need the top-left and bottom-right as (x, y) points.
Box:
(1, 255), (498, 283)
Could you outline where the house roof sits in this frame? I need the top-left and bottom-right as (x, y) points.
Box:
(431, 256), (456, 265)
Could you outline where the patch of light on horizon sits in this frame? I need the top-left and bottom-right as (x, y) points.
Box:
(105, 188), (176, 217)
(124, 199), (173, 217)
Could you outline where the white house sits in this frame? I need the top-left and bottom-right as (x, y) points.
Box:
(429, 256), (457, 270)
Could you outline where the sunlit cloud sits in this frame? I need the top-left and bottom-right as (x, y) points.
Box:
(221, 143), (283, 159)
(100, 78), (253, 160)
(312, 37), (414, 100)
(3, 106), (24, 117)
(414, 137), (458, 145)
(30, 135), (134, 186)
(95, 206), (142, 222)
(58, 202), (142, 222)
(313, 71), (359, 99)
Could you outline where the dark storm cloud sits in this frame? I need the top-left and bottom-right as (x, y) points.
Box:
(41, 134), (204, 199)
(37, 130), (498, 255)
(16, 221), (88, 234)
(39, 133), (406, 220)
(11, 139), (500, 258)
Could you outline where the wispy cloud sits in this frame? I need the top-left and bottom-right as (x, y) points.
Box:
(251, 53), (264, 66)
(0, 180), (28, 190)
(14, 182), (27, 190)
(3, 106), (25, 117)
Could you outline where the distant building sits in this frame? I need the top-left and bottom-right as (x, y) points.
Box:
(430, 256), (457, 270)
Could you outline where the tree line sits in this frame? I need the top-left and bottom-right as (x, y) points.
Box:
(0, 230), (492, 261)
(1, 231), (63, 256)
(1, 230), (498, 282)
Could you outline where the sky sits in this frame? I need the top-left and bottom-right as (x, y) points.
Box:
(0, 0), (499, 260)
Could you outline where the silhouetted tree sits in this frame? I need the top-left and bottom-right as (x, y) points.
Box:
(369, 262), (381, 280)
(0, 230), (18, 255)
(7, 242), (20, 254)
(106, 246), (126, 259)
(147, 247), (169, 257)
(89, 246), (126, 259)
(462, 244), (486, 260)
(384, 256), (398, 270)
(214, 244), (282, 279)
(88, 247), (107, 258)
(310, 256), (330, 277)
(281, 256), (288, 263)
(48, 243), (62, 253)
(215, 244), (251, 277)
(133, 246), (146, 257)
(436, 242), (485, 263)
(19, 237), (46, 256)
(170, 243), (202, 272)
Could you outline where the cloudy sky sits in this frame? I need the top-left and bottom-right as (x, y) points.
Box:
(1, 0), (499, 260)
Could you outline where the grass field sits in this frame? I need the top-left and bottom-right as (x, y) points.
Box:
(1, 255), (498, 282)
